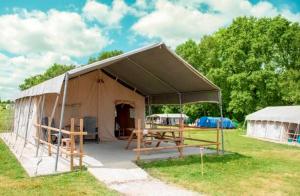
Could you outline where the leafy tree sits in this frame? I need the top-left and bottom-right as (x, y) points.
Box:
(88, 50), (123, 64)
(176, 16), (300, 121)
(19, 64), (75, 90)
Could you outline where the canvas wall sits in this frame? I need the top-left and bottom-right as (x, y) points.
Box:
(13, 96), (39, 145)
(247, 121), (287, 141)
(43, 70), (145, 141)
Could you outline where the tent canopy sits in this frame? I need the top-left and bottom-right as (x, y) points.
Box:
(246, 106), (300, 124)
(16, 42), (220, 104)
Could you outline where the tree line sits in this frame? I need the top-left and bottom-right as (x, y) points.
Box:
(19, 16), (300, 122)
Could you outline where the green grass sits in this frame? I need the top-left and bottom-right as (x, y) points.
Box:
(0, 139), (118, 196)
(0, 106), (14, 131)
(138, 129), (300, 195)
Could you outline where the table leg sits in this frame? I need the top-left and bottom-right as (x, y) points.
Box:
(155, 132), (166, 147)
(125, 131), (135, 149)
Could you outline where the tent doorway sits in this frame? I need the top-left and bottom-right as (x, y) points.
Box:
(115, 103), (135, 139)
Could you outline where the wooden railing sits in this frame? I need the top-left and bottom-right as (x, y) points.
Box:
(134, 119), (220, 160)
(35, 118), (87, 170)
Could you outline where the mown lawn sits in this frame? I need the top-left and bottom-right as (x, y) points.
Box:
(138, 129), (300, 195)
(0, 139), (118, 196)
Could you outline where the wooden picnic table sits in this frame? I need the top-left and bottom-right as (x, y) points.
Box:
(125, 128), (182, 150)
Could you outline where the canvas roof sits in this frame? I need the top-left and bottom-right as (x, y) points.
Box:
(246, 106), (300, 124)
(16, 42), (220, 104)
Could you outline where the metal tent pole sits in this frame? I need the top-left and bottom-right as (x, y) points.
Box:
(24, 96), (33, 147)
(36, 95), (45, 157)
(178, 93), (183, 118)
(178, 93), (183, 157)
(218, 91), (225, 154)
(55, 73), (69, 171)
(15, 98), (23, 141)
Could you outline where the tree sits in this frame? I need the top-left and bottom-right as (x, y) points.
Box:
(19, 64), (75, 90)
(88, 50), (123, 64)
(176, 16), (300, 121)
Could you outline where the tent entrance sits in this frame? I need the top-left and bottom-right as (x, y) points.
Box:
(114, 103), (135, 139)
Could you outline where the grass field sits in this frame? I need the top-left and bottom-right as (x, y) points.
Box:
(0, 105), (14, 131)
(139, 129), (300, 195)
(0, 107), (117, 195)
(0, 139), (118, 196)
(2, 105), (300, 195)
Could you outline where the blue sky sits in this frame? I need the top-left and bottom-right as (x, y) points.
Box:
(0, 0), (300, 100)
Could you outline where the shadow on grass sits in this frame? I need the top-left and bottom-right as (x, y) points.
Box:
(138, 153), (251, 168)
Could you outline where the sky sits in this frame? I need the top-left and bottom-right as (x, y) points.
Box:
(0, 0), (300, 100)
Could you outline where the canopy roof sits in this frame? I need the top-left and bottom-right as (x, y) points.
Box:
(16, 43), (220, 104)
(246, 106), (300, 124)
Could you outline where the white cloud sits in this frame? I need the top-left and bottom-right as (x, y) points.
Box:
(0, 52), (76, 100)
(0, 8), (110, 100)
(132, 0), (300, 47)
(82, 0), (149, 27)
(83, 0), (130, 26)
(132, 0), (226, 47)
(0, 9), (109, 57)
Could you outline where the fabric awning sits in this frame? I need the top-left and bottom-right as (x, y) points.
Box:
(15, 74), (65, 100)
(16, 42), (220, 104)
(246, 106), (300, 124)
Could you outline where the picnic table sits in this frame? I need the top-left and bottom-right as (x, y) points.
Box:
(125, 128), (182, 150)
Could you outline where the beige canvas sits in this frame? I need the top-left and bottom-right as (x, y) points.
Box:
(42, 70), (145, 141)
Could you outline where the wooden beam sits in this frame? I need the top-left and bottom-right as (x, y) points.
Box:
(133, 143), (217, 152)
(35, 124), (87, 135)
(136, 119), (141, 161)
(70, 118), (74, 171)
(79, 118), (83, 169)
(47, 121), (52, 156)
(217, 121), (220, 155)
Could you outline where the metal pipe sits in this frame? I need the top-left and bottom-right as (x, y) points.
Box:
(14, 98), (23, 141)
(36, 95), (45, 157)
(178, 93), (183, 118)
(55, 73), (69, 171)
(218, 91), (225, 154)
(24, 96), (33, 147)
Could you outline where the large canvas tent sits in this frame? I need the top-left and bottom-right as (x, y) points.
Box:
(246, 106), (300, 143)
(12, 42), (223, 171)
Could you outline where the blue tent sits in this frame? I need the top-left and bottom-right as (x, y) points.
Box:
(196, 116), (235, 129)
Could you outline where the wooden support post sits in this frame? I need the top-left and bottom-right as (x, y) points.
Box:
(70, 118), (74, 171)
(79, 118), (83, 169)
(136, 119), (141, 161)
(48, 121), (51, 156)
(179, 118), (184, 158)
(217, 121), (220, 155)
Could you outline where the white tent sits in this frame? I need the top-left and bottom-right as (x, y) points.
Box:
(146, 113), (189, 125)
(246, 106), (300, 144)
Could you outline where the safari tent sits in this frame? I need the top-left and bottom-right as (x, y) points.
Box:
(12, 42), (223, 171)
(246, 106), (300, 144)
(146, 113), (189, 126)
